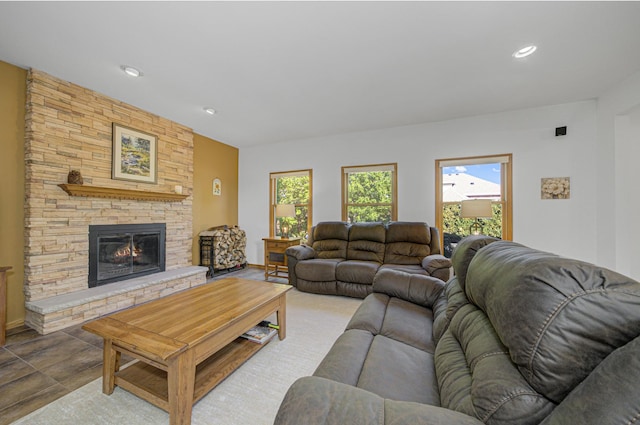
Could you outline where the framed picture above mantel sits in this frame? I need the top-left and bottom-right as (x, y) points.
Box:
(112, 123), (158, 184)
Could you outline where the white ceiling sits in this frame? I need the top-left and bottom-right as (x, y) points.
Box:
(2, 1), (640, 148)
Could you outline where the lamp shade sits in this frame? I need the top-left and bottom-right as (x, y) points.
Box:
(460, 199), (493, 218)
(275, 204), (296, 218)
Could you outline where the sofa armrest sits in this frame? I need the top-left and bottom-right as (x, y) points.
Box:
(274, 376), (483, 425)
(285, 244), (316, 261)
(285, 245), (316, 287)
(422, 254), (452, 282)
(372, 269), (445, 308)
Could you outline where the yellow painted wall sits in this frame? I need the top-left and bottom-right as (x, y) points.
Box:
(0, 60), (26, 328)
(192, 134), (239, 265)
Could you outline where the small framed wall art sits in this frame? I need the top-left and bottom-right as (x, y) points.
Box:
(213, 178), (222, 196)
(112, 123), (158, 184)
(541, 177), (570, 199)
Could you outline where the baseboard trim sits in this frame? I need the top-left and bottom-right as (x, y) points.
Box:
(6, 318), (25, 330)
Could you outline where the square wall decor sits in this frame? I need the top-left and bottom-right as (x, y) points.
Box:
(112, 123), (157, 184)
(541, 177), (570, 199)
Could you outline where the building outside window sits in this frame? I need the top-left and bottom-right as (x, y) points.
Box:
(269, 169), (312, 242)
(342, 163), (397, 223)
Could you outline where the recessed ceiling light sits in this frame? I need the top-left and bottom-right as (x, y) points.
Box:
(203, 107), (216, 115)
(512, 45), (537, 59)
(121, 65), (142, 77)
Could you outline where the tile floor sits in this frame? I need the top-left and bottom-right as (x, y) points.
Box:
(0, 266), (281, 425)
(0, 323), (107, 425)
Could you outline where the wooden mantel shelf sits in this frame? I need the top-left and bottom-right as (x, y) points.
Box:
(58, 184), (188, 202)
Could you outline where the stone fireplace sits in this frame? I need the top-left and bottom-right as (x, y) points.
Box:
(88, 223), (166, 288)
(23, 69), (208, 334)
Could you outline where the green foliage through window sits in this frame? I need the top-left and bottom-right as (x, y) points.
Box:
(273, 174), (310, 242)
(344, 165), (396, 223)
(442, 203), (503, 238)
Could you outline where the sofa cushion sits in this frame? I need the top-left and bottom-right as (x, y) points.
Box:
(347, 222), (386, 262)
(385, 221), (432, 245)
(435, 303), (554, 424)
(275, 376), (486, 425)
(432, 277), (469, 344)
(347, 292), (436, 353)
(466, 240), (640, 403)
(379, 298), (435, 353)
(373, 269), (445, 309)
(336, 260), (380, 284)
(311, 222), (349, 258)
(336, 281), (374, 298)
(379, 264), (427, 275)
(297, 278), (337, 296)
(313, 221), (350, 241)
(274, 376), (387, 425)
(421, 254), (452, 274)
(345, 293), (388, 335)
(315, 329), (439, 406)
(540, 334), (640, 425)
(450, 235), (499, 291)
(357, 334), (439, 405)
(296, 258), (342, 281)
(313, 240), (348, 259)
(314, 329), (375, 387)
(384, 222), (432, 265)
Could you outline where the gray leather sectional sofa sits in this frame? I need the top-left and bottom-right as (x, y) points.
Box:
(274, 235), (640, 424)
(285, 221), (452, 298)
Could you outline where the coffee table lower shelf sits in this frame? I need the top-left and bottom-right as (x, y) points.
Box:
(114, 337), (267, 411)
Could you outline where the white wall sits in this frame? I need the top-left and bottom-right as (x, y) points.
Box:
(239, 100), (600, 266)
(597, 70), (640, 279)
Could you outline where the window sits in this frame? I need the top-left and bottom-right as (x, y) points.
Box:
(435, 154), (512, 257)
(342, 163), (397, 223)
(270, 169), (312, 242)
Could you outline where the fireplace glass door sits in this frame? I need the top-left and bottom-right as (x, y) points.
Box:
(97, 232), (160, 281)
(89, 223), (166, 287)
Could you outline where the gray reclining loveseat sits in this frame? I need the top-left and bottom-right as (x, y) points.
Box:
(285, 221), (452, 298)
(275, 235), (640, 424)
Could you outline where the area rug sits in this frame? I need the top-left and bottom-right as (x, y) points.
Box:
(12, 288), (362, 425)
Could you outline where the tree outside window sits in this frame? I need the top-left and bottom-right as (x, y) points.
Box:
(342, 163), (397, 223)
(270, 170), (312, 242)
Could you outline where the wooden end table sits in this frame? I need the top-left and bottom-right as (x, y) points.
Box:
(262, 237), (300, 280)
(83, 278), (291, 425)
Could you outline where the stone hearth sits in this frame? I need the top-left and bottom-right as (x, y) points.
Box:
(26, 266), (207, 334)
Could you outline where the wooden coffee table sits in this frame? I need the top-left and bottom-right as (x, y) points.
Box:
(82, 277), (291, 425)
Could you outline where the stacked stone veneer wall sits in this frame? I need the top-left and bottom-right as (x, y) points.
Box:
(24, 70), (199, 331)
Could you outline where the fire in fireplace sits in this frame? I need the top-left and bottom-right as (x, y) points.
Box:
(88, 223), (166, 288)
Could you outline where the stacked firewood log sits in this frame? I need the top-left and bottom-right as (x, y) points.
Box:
(228, 226), (247, 269)
(199, 226), (247, 274)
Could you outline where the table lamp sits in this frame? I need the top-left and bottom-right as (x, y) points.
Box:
(276, 204), (296, 238)
(460, 200), (493, 235)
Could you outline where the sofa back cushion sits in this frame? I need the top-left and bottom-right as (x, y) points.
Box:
(540, 334), (640, 425)
(383, 222), (432, 265)
(432, 277), (469, 344)
(436, 301), (554, 424)
(311, 222), (349, 259)
(451, 235), (500, 291)
(466, 241), (640, 403)
(428, 226), (443, 255)
(347, 222), (386, 263)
